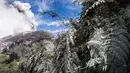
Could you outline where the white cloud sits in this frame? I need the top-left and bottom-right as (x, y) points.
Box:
(36, 14), (70, 27)
(0, 0), (38, 38)
(37, 20), (70, 27)
(48, 20), (69, 27)
(36, 0), (50, 12)
(68, 0), (76, 3)
(35, 14), (49, 25)
(45, 28), (68, 34)
(66, 4), (82, 10)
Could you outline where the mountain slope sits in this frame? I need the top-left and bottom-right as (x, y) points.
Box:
(0, 31), (54, 73)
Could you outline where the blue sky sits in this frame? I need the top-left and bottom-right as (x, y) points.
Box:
(14, 0), (82, 34)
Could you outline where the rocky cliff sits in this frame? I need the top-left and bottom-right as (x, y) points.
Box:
(0, 31), (54, 73)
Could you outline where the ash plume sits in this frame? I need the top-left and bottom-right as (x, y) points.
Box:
(0, 0), (38, 38)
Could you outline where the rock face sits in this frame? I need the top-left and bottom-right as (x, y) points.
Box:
(0, 31), (54, 73)
(52, 0), (130, 73)
(0, 31), (52, 55)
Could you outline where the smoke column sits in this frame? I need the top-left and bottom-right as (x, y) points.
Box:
(0, 0), (38, 38)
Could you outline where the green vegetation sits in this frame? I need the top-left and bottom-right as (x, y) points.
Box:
(0, 54), (10, 63)
(0, 54), (24, 73)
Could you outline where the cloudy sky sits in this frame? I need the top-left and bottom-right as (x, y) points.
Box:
(0, 0), (82, 38)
